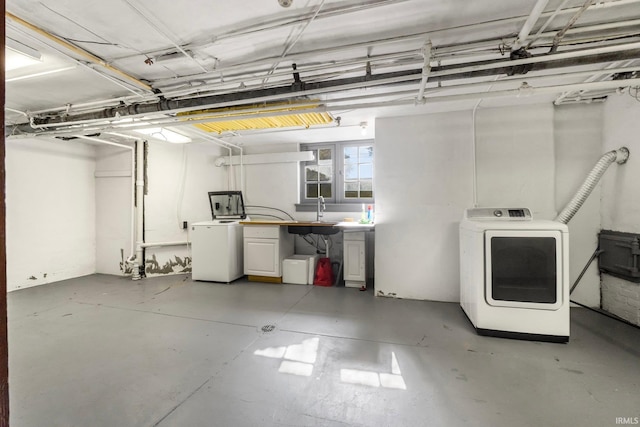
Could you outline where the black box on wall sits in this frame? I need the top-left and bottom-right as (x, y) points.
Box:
(598, 230), (640, 283)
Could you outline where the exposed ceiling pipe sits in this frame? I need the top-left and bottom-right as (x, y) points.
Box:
(527, 0), (575, 48)
(14, 42), (640, 131)
(120, 0), (208, 73)
(18, 17), (634, 117)
(432, 41), (640, 78)
(154, 20), (638, 96)
(415, 40), (432, 103)
(5, 11), (153, 92)
(262, 0), (327, 85)
(9, 75), (640, 139)
(513, 0), (550, 50)
(111, 0), (637, 73)
(554, 59), (637, 104)
(550, 0), (595, 53)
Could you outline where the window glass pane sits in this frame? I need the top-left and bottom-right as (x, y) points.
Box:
(318, 166), (332, 182)
(306, 184), (318, 198)
(360, 180), (373, 198)
(359, 164), (373, 179)
(319, 183), (332, 198)
(491, 237), (557, 303)
(344, 146), (358, 164)
(344, 181), (358, 198)
(305, 166), (319, 181)
(344, 163), (358, 180)
(318, 148), (332, 164)
(359, 146), (373, 161)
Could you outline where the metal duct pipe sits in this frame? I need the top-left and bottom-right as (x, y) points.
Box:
(555, 147), (630, 224)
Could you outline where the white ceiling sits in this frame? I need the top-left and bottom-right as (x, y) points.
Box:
(5, 0), (640, 145)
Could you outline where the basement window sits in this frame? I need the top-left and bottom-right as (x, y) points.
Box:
(297, 140), (374, 212)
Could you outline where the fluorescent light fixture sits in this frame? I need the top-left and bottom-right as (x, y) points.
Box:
(5, 39), (42, 71)
(133, 127), (191, 143)
(6, 66), (76, 82)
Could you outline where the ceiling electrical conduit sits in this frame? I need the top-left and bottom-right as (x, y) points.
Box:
(556, 147), (630, 224)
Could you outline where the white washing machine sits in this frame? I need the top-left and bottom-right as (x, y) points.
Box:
(191, 191), (247, 283)
(459, 208), (569, 342)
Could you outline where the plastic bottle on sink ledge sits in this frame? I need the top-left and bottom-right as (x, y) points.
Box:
(360, 204), (373, 224)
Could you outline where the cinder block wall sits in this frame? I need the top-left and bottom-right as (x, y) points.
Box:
(601, 279), (640, 325)
(601, 95), (640, 326)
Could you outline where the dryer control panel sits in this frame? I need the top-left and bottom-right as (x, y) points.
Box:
(464, 208), (532, 221)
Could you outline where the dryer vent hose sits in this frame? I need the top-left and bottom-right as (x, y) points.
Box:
(555, 147), (630, 224)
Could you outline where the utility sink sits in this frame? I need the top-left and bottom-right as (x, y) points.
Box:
(287, 222), (340, 235)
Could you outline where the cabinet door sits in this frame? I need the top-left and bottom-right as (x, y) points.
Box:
(244, 238), (279, 276)
(344, 239), (365, 281)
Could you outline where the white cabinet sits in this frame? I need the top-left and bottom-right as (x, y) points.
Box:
(344, 231), (366, 288)
(243, 225), (294, 278)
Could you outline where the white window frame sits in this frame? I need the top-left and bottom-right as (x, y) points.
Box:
(299, 139), (375, 206)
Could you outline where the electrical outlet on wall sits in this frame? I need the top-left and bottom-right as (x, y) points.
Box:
(182, 221), (188, 229)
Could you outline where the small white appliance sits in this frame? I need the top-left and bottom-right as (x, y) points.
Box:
(459, 208), (569, 342)
(191, 191), (247, 283)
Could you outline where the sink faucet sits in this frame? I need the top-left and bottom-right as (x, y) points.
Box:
(317, 196), (326, 221)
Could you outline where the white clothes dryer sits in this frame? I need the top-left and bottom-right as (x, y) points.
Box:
(459, 208), (569, 343)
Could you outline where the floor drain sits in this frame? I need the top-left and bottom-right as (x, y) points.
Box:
(261, 324), (276, 333)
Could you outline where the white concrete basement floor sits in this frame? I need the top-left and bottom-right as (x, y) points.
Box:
(8, 274), (640, 427)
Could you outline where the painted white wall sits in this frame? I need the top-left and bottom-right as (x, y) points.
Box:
(554, 103), (604, 308)
(5, 138), (96, 291)
(375, 110), (475, 301)
(374, 103), (603, 303)
(475, 104), (556, 219)
(239, 143), (301, 220)
(95, 144), (134, 275)
(143, 140), (228, 276)
(600, 94), (640, 325)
